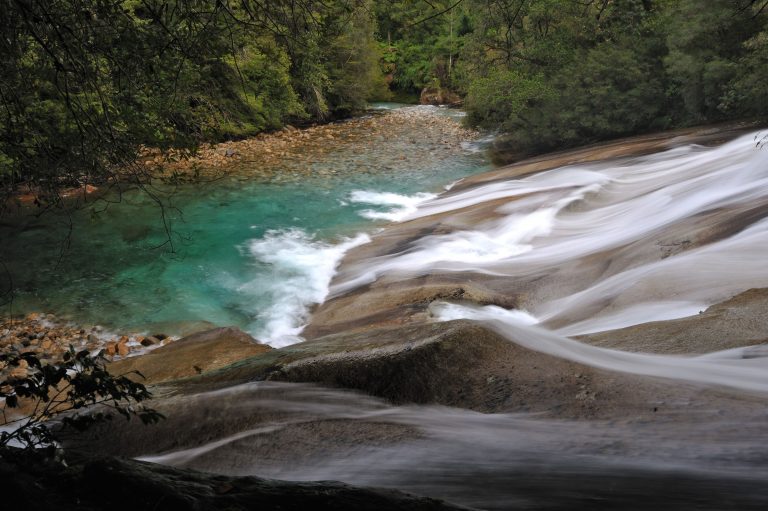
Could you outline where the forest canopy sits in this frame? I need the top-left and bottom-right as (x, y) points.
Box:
(1, 0), (767, 210)
(377, 0), (768, 157)
(0, 0), (388, 212)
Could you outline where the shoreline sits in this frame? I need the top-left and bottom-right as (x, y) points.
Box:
(145, 105), (480, 180)
(1, 105), (484, 352)
(4, 105), (479, 216)
(0, 312), (174, 373)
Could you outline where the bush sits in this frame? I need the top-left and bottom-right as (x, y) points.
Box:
(1, 347), (162, 451)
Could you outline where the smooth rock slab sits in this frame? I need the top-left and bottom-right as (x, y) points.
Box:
(109, 326), (271, 385)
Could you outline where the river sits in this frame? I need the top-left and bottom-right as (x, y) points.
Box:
(9, 106), (768, 509)
(0, 105), (490, 347)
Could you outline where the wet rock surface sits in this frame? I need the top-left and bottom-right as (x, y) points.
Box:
(0, 312), (172, 369)
(578, 288), (768, 354)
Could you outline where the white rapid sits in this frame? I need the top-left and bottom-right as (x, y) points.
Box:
(244, 229), (370, 347)
(348, 190), (438, 222)
(331, 131), (768, 392)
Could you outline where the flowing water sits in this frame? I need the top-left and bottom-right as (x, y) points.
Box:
(0, 105), (490, 346)
(327, 130), (768, 392)
(9, 106), (768, 507)
(110, 130), (768, 509)
(123, 381), (768, 510)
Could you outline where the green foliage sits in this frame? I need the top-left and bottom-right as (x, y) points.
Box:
(465, 70), (555, 129)
(326, 2), (392, 115)
(724, 30), (768, 118)
(0, 347), (163, 451)
(374, 1), (469, 93)
(0, 1), (387, 214)
(453, 0), (768, 157)
(2, 0), (767, 196)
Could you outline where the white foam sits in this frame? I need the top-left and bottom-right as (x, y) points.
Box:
(349, 190), (437, 222)
(246, 229), (370, 347)
(430, 302), (538, 325)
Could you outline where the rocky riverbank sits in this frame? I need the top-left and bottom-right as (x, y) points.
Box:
(0, 312), (172, 376)
(144, 106), (480, 181)
(8, 105), (479, 210)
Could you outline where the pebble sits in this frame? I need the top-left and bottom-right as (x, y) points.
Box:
(142, 107), (482, 183)
(0, 313), (177, 382)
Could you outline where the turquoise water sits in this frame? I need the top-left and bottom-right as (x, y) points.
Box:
(1, 106), (491, 345)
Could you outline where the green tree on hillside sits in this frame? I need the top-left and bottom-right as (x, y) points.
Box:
(0, 0), (386, 217)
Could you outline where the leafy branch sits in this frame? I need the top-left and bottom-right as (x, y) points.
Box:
(0, 346), (163, 451)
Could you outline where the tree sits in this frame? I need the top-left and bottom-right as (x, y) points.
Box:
(0, 0), (385, 219)
(1, 346), (162, 451)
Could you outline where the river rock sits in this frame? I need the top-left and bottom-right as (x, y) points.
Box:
(577, 288), (768, 354)
(108, 327), (272, 384)
(1, 447), (469, 511)
(171, 320), (729, 421)
(117, 340), (130, 357)
(420, 86), (461, 106)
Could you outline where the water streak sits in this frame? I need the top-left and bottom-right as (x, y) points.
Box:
(330, 131), (768, 391)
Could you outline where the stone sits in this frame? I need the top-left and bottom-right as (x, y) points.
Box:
(9, 366), (27, 379)
(109, 327), (271, 384)
(140, 337), (156, 347)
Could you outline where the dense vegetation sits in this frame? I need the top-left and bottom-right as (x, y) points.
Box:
(0, 0), (388, 213)
(377, 0), (768, 157)
(1, 0), (767, 210)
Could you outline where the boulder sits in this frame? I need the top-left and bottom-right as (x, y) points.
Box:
(109, 327), (271, 385)
(187, 320), (715, 420)
(419, 87), (461, 106)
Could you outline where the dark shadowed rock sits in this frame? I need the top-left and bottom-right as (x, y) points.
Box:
(0, 448), (472, 511)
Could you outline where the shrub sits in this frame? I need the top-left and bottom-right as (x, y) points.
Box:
(0, 347), (162, 451)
